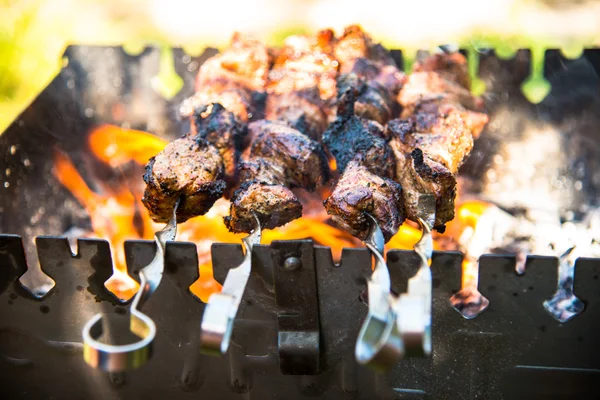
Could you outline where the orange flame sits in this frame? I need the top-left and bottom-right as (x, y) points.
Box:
(54, 124), (453, 303)
(445, 200), (494, 289)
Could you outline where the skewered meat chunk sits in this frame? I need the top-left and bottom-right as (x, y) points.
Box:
(246, 120), (329, 190)
(142, 137), (226, 223)
(180, 88), (253, 123)
(269, 29), (338, 100)
(323, 89), (405, 242)
(183, 33), (270, 125)
(323, 89), (395, 178)
(224, 182), (302, 233)
(336, 73), (392, 125)
(195, 33), (270, 94)
(226, 120), (330, 233)
(388, 51), (489, 231)
(398, 51), (485, 117)
(385, 114), (469, 230)
(334, 25), (398, 75)
(265, 89), (328, 141)
(324, 161), (405, 241)
(333, 26), (405, 124)
(190, 103), (247, 185)
(266, 30), (338, 138)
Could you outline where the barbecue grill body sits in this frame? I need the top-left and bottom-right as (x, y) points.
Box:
(0, 45), (599, 400)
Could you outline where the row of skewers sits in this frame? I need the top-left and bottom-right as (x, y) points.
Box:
(83, 26), (489, 372)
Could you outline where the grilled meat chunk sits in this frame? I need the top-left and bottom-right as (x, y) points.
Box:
(388, 51), (489, 231)
(334, 24), (405, 117)
(336, 73), (392, 124)
(184, 33), (270, 126)
(247, 120), (329, 190)
(386, 111), (475, 174)
(334, 25), (397, 74)
(323, 89), (395, 178)
(195, 33), (270, 94)
(142, 137), (226, 223)
(227, 120), (330, 233)
(398, 51), (485, 117)
(386, 114), (473, 230)
(323, 90), (404, 242)
(266, 30), (338, 138)
(269, 29), (338, 100)
(224, 181), (302, 233)
(190, 103), (247, 185)
(324, 161), (404, 241)
(180, 88), (253, 123)
(265, 89), (328, 141)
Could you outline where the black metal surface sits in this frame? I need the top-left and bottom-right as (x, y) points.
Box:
(1, 45), (600, 399)
(1, 237), (600, 399)
(271, 240), (321, 375)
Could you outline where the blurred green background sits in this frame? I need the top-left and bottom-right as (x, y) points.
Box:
(1, 0), (599, 133)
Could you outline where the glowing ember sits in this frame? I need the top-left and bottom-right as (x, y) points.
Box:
(54, 124), (459, 303)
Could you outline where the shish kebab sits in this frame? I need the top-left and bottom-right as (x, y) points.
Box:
(322, 27), (409, 369)
(323, 35), (488, 366)
(156, 32), (334, 353)
(140, 27), (488, 364)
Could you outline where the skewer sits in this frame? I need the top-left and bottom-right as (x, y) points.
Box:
(355, 213), (403, 371)
(392, 194), (435, 357)
(82, 199), (179, 372)
(200, 213), (261, 355)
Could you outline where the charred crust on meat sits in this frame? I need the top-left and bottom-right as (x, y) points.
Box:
(225, 181), (302, 233)
(142, 137), (226, 223)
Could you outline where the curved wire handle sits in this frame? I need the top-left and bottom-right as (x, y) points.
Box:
(200, 214), (261, 355)
(355, 213), (404, 371)
(82, 200), (179, 372)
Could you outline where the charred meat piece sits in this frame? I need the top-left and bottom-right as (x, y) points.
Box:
(142, 137), (226, 223)
(336, 73), (392, 125)
(190, 103), (247, 185)
(266, 30), (338, 137)
(180, 88), (253, 123)
(398, 72), (484, 116)
(195, 33), (270, 94)
(323, 89), (395, 178)
(388, 51), (489, 231)
(323, 90), (404, 242)
(386, 113), (475, 230)
(265, 89), (328, 141)
(412, 51), (471, 89)
(334, 25), (397, 74)
(186, 33), (270, 124)
(224, 181), (302, 233)
(386, 111), (475, 174)
(334, 25), (405, 102)
(227, 120), (330, 233)
(324, 161), (405, 241)
(398, 51), (485, 116)
(269, 29), (338, 100)
(247, 120), (329, 190)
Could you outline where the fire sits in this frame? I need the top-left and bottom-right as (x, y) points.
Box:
(54, 124), (477, 304)
(444, 200), (494, 289)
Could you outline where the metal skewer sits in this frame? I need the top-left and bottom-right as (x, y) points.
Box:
(355, 213), (403, 371)
(82, 200), (179, 372)
(392, 194), (435, 357)
(392, 217), (433, 356)
(200, 213), (261, 355)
